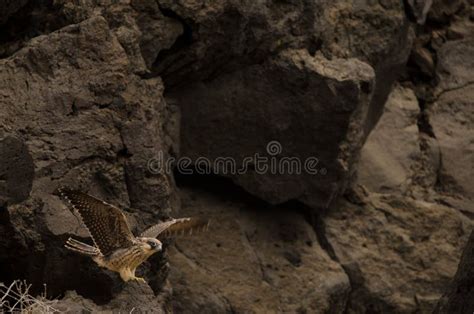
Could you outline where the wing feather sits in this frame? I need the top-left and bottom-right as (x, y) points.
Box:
(57, 187), (135, 256)
(140, 218), (210, 239)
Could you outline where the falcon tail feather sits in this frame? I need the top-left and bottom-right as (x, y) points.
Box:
(65, 237), (100, 256)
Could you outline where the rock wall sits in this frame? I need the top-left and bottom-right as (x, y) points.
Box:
(0, 0), (473, 313)
(167, 0), (414, 209)
(170, 178), (350, 313)
(355, 1), (474, 312)
(0, 3), (175, 309)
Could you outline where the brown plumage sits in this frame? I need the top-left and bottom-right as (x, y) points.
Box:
(56, 187), (210, 283)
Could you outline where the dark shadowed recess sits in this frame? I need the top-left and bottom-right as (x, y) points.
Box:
(148, 3), (194, 82)
(416, 98), (436, 138)
(149, 5), (279, 91)
(175, 169), (268, 207)
(173, 168), (331, 252)
(0, 0), (69, 58)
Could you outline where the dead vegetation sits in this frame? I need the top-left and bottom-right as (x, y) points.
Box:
(0, 280), (60, 313)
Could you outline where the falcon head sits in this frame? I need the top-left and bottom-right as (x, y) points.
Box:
(137, 237), (162, 253)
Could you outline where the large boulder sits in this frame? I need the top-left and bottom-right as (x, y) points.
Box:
(160, 0), (415, 210)
(173, 49), (374, 209)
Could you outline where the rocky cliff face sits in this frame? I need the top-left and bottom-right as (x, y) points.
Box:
(0, 0), (473, 313)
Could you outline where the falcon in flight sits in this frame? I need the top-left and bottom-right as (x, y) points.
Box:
(56, 187), (209, 283)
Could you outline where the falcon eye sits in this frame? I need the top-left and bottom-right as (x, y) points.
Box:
(148, 241), (157, 248)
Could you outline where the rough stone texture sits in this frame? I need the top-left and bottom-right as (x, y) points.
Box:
(0, 14), (173, 310)
(156, 0), (412, 90)
(50, 0), (184, 75)
(0, 0), (472, 313)
(325, 194), (472, 313)
(436, 38), (474, 92)
(54, 290), (103, 312)
(55, 282), (171, 313)
(357, 85), (421, 193)
(0, 0), (183, 68)
(430, 86), (474, 201)
(352, 6), (474, 312)
(430, 38), (474, 203)
(435, 230), (474, 314)
(429, 64), (474, 309)
(428, 0), (467, 24)
(399, 0), (474, 213)
(161, 0), (414, 210)
(0, 136), (34, 206)
(175, 49), (375, 209)
(169, 180), (350, 313)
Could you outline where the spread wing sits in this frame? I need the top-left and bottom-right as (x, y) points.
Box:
(57, 187), (135, 256)
(140, 218), (210, 239)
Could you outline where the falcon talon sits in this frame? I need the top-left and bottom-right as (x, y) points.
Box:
(56, 187), (210, 284)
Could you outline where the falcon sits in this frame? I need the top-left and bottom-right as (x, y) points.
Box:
(56, 187), (209, 283)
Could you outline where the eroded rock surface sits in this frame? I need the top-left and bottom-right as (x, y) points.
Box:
(357, 85), (421, 193)
(169, 179), (350, 313)
(175, 49), (374, 209)
(166, 0), (414, 210)
(351, 8), (474, 311)
(55, 282), (170, 313)
(0, 136), (34, 206)
(326, 194), (472, 313)
(431, 38), (474, 203)
(0, 0), (472, 313)
(0, 14), (173, 309)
